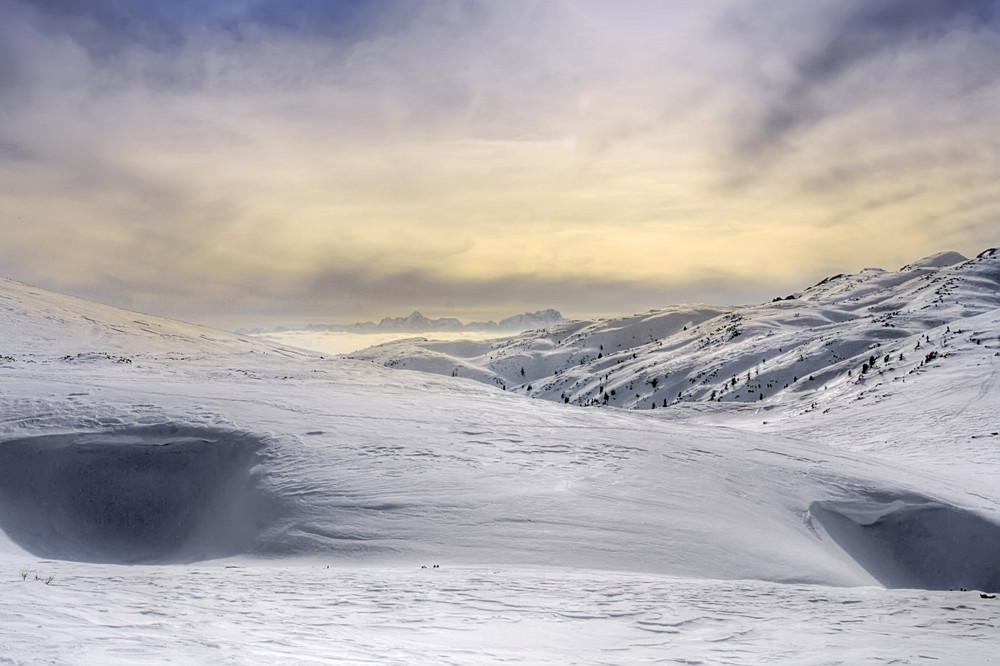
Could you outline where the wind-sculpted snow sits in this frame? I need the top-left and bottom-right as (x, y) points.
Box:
(2, 255), (1000, 661)
(4, 565), (998, 664)
(811, 495), (1000, 592)
(0, 426), (280, 563)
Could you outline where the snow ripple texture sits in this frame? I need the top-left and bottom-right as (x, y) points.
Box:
(2, 565), (998, 665)
(1, 252), (999, 663)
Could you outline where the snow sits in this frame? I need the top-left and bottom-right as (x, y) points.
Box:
(1, 251), (1000, 663)
(900, 250), (968, 271)
(3, 565), (998, 665)
(0, 426), (276, 564)
(253, 329), (512, 356)
(811, 496), (1000, 591)
(345, 249), (1000, 418)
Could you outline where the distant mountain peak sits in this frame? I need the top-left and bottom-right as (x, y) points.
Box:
(264, 309), (567, 335)
(350, 248), (1000, 414)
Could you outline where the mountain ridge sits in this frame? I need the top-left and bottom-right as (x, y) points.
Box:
(1, 251), (999, 601)
(237, 308), (566, 335)
(348, 249), (1000, 417)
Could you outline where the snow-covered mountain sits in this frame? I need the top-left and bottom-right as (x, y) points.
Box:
(363, 308), (566, 333)
(240, 308), (566, 335)
(349, 250), (999, 415)
(1, 259), (999, 663)
(0, 273), (929, 578)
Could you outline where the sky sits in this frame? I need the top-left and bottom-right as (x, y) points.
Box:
(2, 0), (1000, 329)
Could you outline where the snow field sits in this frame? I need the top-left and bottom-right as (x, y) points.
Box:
(2, 564), (998, 665)
(2, 253), (1000, 663)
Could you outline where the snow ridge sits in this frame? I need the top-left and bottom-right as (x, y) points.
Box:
(0, 253), (998, 598)
(240, 309), (567, 335)
(348, 250), (1000, 416)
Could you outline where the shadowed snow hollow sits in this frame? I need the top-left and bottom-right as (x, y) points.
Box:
(2, 261), (999, 594)
(0, 425), (280, 563)
(811, 494), (1000, 592)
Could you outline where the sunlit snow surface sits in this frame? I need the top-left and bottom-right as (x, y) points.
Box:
(4, 565), (998, 665)
(1, 253), (999, 663)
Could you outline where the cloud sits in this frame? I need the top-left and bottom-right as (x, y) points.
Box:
(12, 0), (413, 49)
(190, 262), (784, 328)
(1, 0), (1000, 328)
(725, 0), (1000, 156)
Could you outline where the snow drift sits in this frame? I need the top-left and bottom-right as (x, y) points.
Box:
(811, 495), (1000, 591)
(1, 257), (999, 595)
(0, 425), (278, 563)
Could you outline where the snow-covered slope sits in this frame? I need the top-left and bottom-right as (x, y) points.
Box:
(349, 250), (998, 415)
(2, 270), (999, 583)
(1, 267), (999, 662)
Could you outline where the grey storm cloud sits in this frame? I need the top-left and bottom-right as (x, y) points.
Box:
(7, 0), (467, 57)
(791, 0), (996, 84)
(729, 0), (1000, 156)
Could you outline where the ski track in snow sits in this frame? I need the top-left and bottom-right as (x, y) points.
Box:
(2, 565), (998, 665)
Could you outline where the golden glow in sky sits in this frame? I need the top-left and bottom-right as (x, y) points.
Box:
(1, 1), (999, 328)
